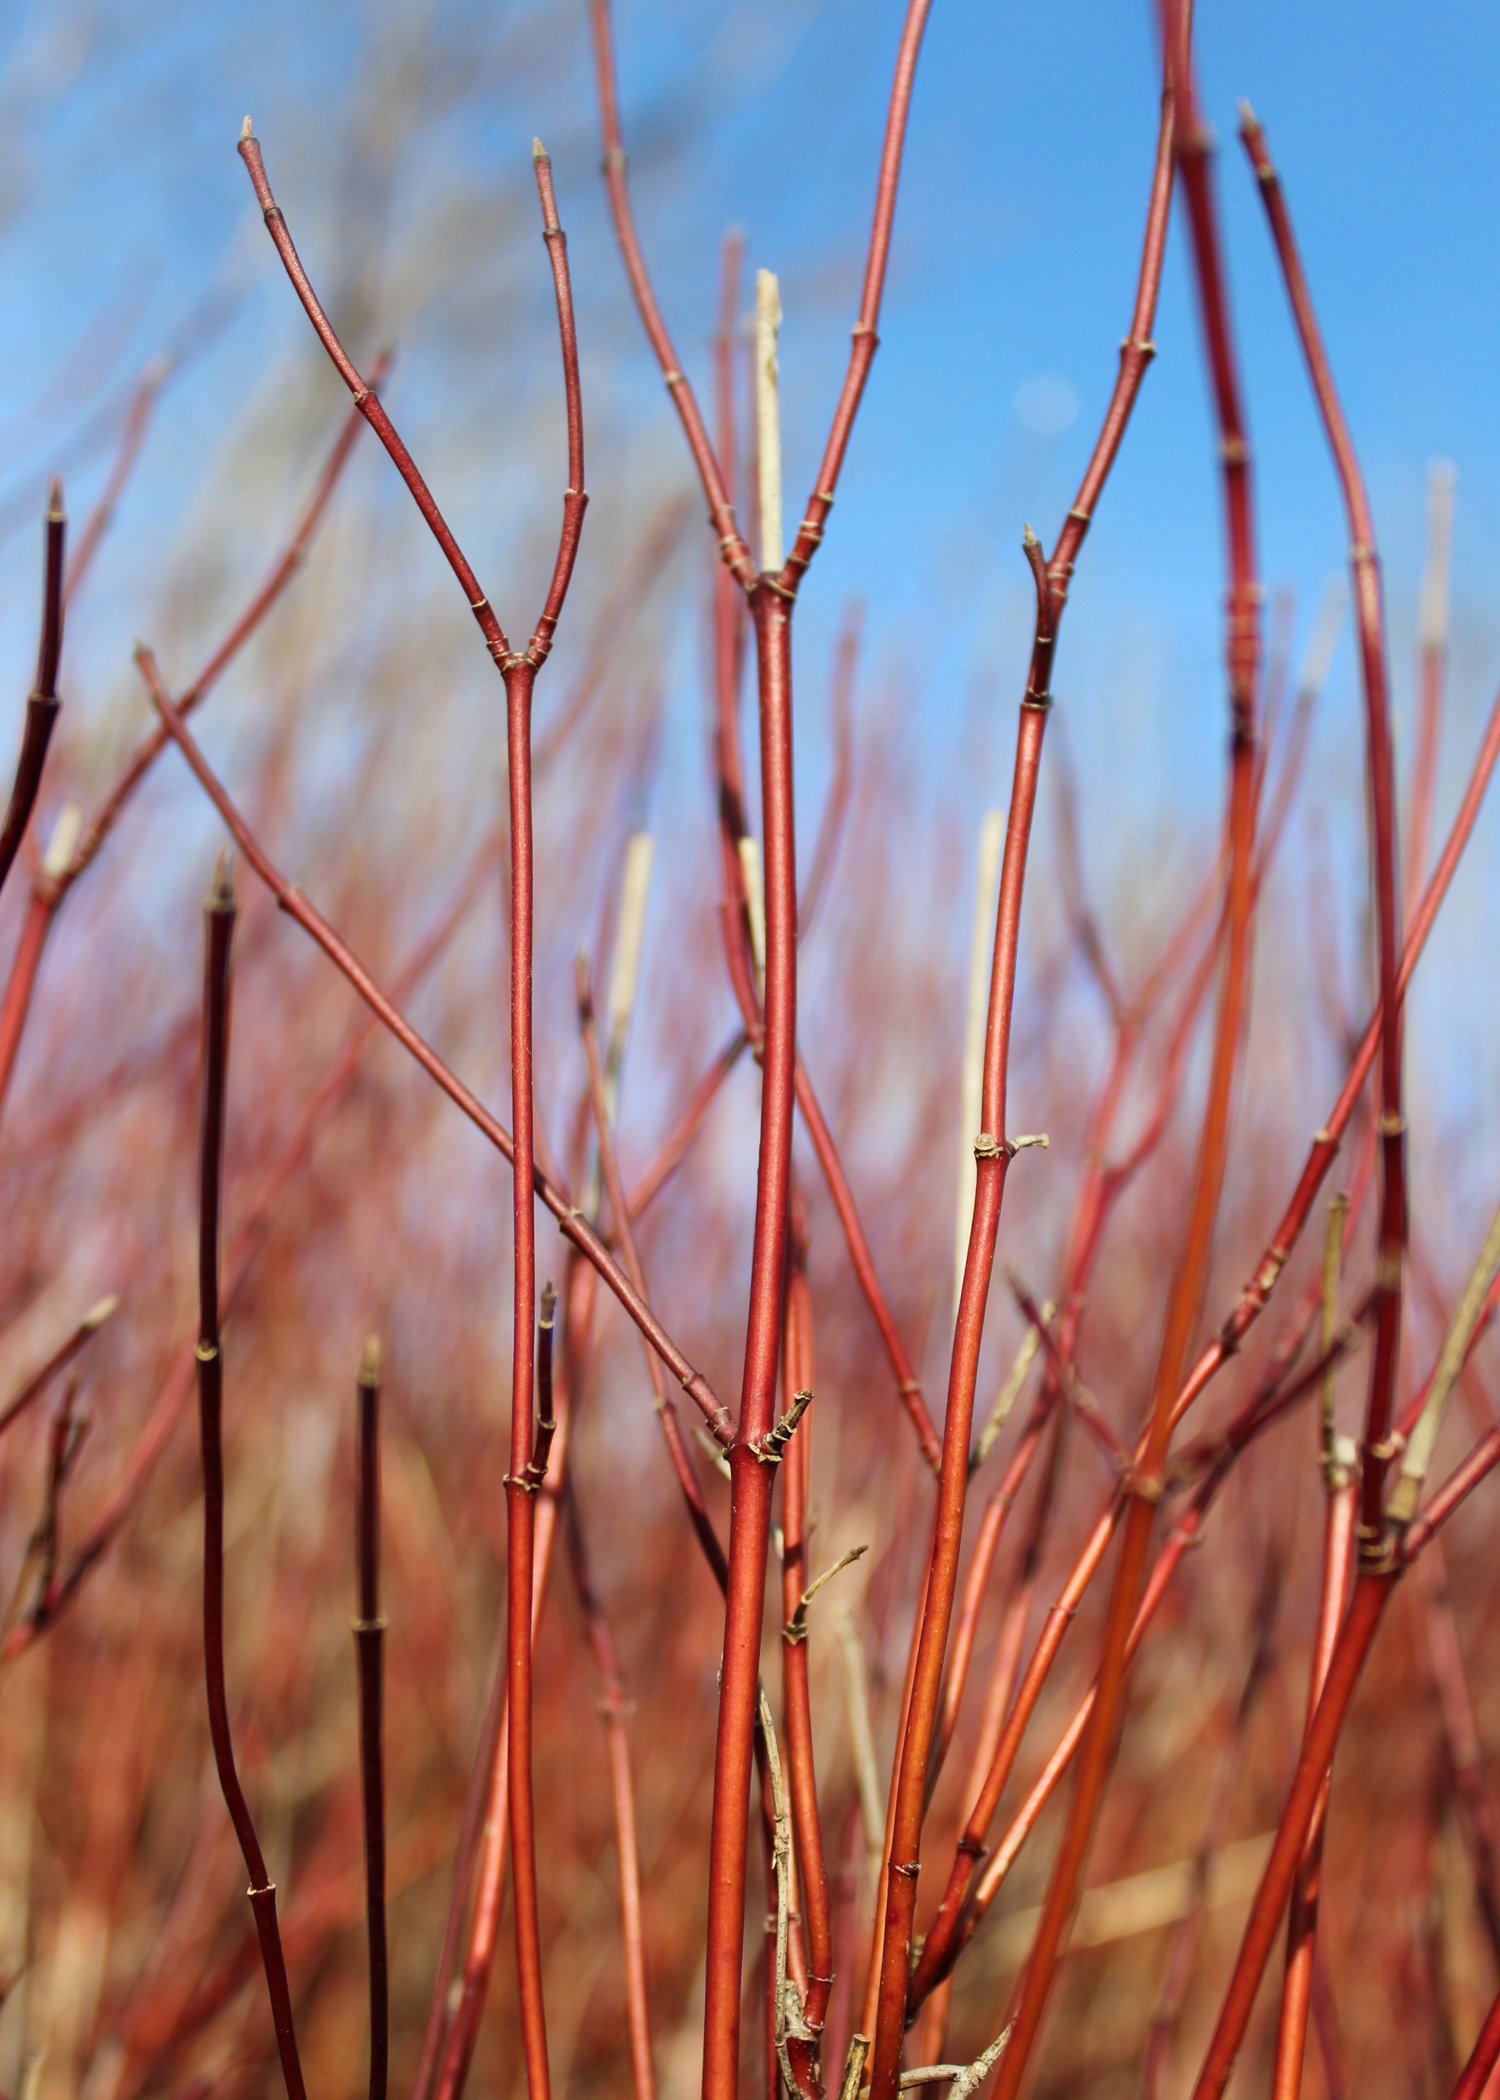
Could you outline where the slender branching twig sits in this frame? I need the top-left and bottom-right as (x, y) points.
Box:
(140, 665), (730, 1440)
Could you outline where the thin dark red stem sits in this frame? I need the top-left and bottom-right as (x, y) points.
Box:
(355, 1340), (388, 2100)
(7, 824), (504, 1665)
(194, 857), (307, 2100)
(0, 488), (65, 902)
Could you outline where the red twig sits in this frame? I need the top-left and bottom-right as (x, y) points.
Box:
(586, 6), (756, 588)
(1237, 98), (1407, 1565)
(869, 40), (1178, 2098)
(702, 576), (799, 2100)
(1189, 1352), (1500, 2097)
(780, 1196), (832, 2098)
(428, 1257), (589, 2100)
(0, 485), (65, 902)
(193, 855), (307, 2100)
(576, 959), (732, 1572)
(66, 364), (387, 893)
(565, 1482), (657, 2100)
(1176, 659), (1500, 1428)
(355, 1338), (388, 2100)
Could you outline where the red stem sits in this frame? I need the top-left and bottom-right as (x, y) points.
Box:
(1237, 101), (1406, 1554)
(355, 1342), (389, 2100)
(194, 859), (307, 2100)
(781, 1203), (832, 2098)
(702, 585), (798, 2100)
(0, 488), (65, 903)
(867, 52), (1179, 2095)
(1271, 1480), (1355, 2100)
(1188, 1574), (1394, 2100)
(565, 1480), (657, 2100)
(987, 19), (1261, 2084)
(502, 648), (548, 2100)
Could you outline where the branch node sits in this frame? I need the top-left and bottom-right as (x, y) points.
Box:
(751, 1388), (813, 1465)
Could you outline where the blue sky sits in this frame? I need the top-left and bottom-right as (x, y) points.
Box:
(2, 0), (1498, 1188)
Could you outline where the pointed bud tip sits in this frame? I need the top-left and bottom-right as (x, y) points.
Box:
(359, 1334), (383, 1386)
(533, 136), (547, 161)
(240, 115), (254, 143)
(540, 1280), (558, 1324)
(48, 476), (65, 520)
(210, 844), (236, 907)
(1236, 98), (1257, 130)
(83, 1293), (121, 1331)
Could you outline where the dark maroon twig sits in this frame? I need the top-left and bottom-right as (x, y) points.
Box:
(0, 484), (65, 901)
(525, 1284), (559, 1490)
(194, 852), (307, 2100)
(355, 1337), (388, 2100)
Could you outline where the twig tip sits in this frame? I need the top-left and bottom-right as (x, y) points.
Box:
(240, 115), (254, 143)
(82, 1293), (121, 1332)
(359, 1334), (383, 1387)
(1236, 98), (1258, 134)
(533, 135), (548, 162)
(210, 846), (237, 910)
(47, 476), (65, 520)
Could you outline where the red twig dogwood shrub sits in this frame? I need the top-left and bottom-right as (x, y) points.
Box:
(1, 8), (1499, 2100)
